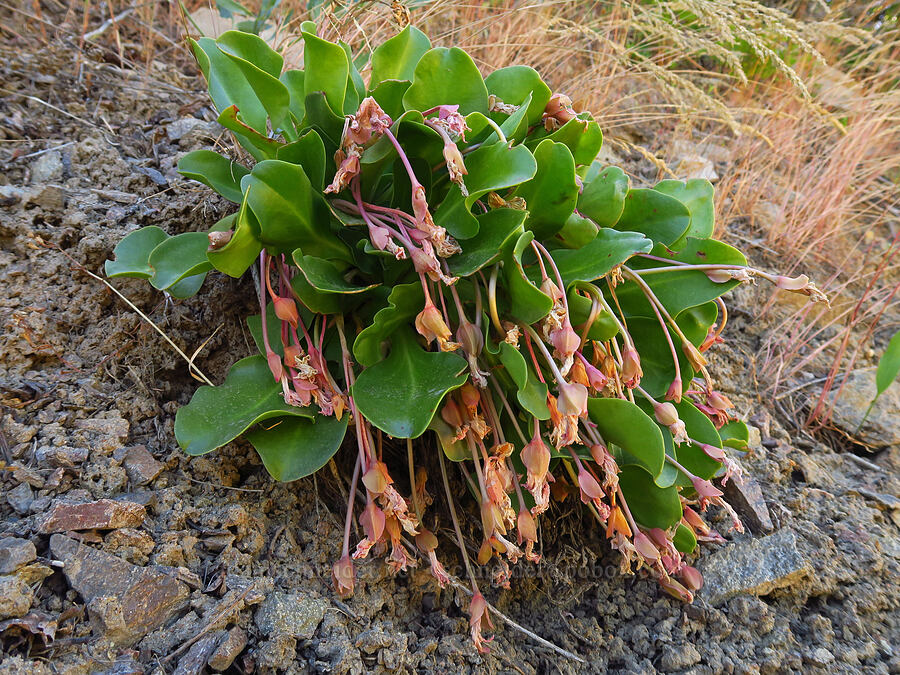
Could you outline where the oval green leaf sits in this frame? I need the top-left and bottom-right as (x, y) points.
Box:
(246, 413), (349, 482)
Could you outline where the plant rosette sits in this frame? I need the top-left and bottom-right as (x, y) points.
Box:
(105, 21), (828, 652)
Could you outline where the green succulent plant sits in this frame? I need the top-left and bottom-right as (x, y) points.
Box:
(105, 20), (827, 652)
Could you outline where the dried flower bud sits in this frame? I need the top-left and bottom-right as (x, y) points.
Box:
(460, 382), (481, 411)
(415, 301), (452, 345)
(659, 577), (693, 602)
(700, 443), (726, 461)
(457, 320), (483, 357)
(682, 342), (707, 371)
(415, 529), (439, 553)
(705, 269), (733, 284)
(481, 500), (507, 536)
(443, 141), (468, 194)
(207, 230), (233, 250)
(690, 476), (723, 499)
(477, 539), (493, 565)
(569, 358), (590, 387)
(362, 462), (390, 494)
(522, 435), (550, 480)
(441, 398), (464, 428)
(540, 278), (564, 303)
(577, 468), (605, 502)
(606, 505), (632, 538)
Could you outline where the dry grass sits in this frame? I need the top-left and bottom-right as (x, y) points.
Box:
(53, 0), (900, 434)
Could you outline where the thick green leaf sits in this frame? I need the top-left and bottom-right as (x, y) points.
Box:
(292, 250), (378, 294)
(167, 273), (207, 299)
(587, 397), (666, 479)
(578, 165), (628, 227)
(276, 130), (327, 191)
(875, 329), (900, 399)
(246, 413), (349, 481)
(719, 420), (750, 449)
(217, 105), (283, 160)
(175, 355), (314, 456)
(430, 416), (469, 461)
(568, 289), (619, 341)
(654, 178), (715, 240)
(191, 37), (267, 133)
(105, 227), (168, 279)
(303, 92), (345, 149)
(353, 329), (468, 438)
(207, 190), (262, 278)
(498, 342), (550, 420)
(340, 41), (365, 114)
(242, 160), (349, 259)
(280, 70), (306, 123)
(556, 213), (599, 249)
(402, 47), (489, 115)
(527, 114), (603, 165)
(485, 65), (551, 127)
(177, 150), (249, 204)
(448, 208), (526, 276)
(501, 231), (553, 324)
(552, 228), (653, 286)
(435, 141), (537, 239)
(515, 140), (578, 239)
(353, 282), (423, 367)
(673, 523), (697, 553)
(370, 25), (431, 85)
(615, 188), (691, 247)
(302, 28), (349, 115)
(216, 30), (292, 135)
(618, 465), (683, 530)
(149, 232), (213, 290)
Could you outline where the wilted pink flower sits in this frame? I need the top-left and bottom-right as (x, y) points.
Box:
(324, 147), (361, 194)
(522, 431), (553, 515)
(557, 381), (588, 417)
(346, 97), (392, 146)
(633, 531), (660, 562)
(621, 348), (642, 388)
(469, 592), (494, 653)
(331, 555), (355, 598)
(679, 565), (704, 591)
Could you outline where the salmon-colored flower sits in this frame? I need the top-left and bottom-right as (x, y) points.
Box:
(522, 430), (553, 515)
(621, 347), (642, 388)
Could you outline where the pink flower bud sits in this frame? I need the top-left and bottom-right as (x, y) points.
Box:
(359, 501), (386, 542)
(441, 398), (463, 428)
(266, 351), (284, 381)
(679, 565), (704, 591)
(700, 443), (726, 461)
(682, 342), (707, 370)
(654, 401), (680, 427)
(665, 377), (683, 403)
(706, 390), (733, 411)
(273, 296), (299, 328)
(557, 381), (588, 417)
(621, 348), (642, 387)
(705, 269), (734, 283)
(540, 277), (563, 302)
(577, 468), (604, 502)
(521, 434), (550, 480)
(690, 476), (723, 499)
(517, 509), (537, 543)
(633, 531), (660, 561)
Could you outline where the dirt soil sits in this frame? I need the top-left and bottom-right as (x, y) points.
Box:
(1, 14), (899, 675)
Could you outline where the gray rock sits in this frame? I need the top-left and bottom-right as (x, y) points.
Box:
(38, 498), (145, 533)
(31, 150), (64, 182)
(659, 643), (702, 672)
(208, 627), (247, 671)
(7, 482), (33, 515)
(35, 444), (89, 467)
(0, 576), (33, 619)
(50, 534), (189, 646)
(722, 472), (773, 534)
(827, 370), (900, 447)
(115, 445), (164, 485)
(256, 634), (297, 670)
(254, 591), (328, 639)
(173, 634), (221, 675)
(806, 647), (835, 667)
(0, 538), (37, 574)
(699, 529), (812, 605)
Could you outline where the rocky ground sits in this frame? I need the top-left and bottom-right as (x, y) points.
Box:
(1, 14), (899, 675)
